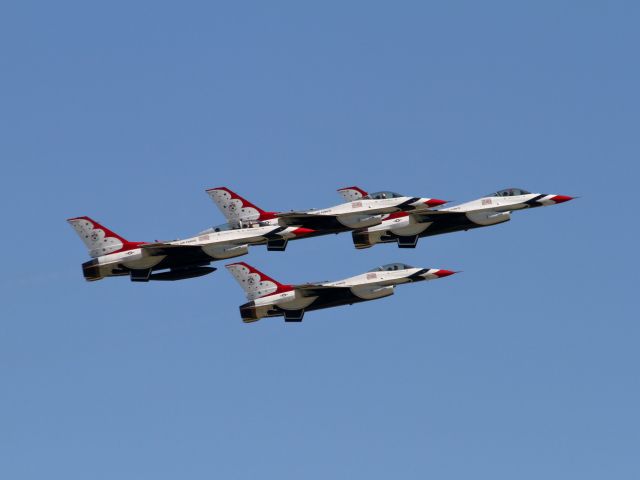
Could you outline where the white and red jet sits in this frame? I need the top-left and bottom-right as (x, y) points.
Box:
(342, 187), (574, 249)
(226, 261), (457, 322)
(67, 216), (313, 282)
(206, 186), (447, 250)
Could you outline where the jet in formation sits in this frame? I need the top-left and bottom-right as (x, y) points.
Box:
(345, 187), (574, 248)
(206, 186), (447, 250)
(66, 216), (313, 282)
(225, 261), (457, 322)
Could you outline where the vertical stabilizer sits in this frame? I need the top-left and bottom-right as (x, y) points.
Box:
(67, 216), (144, 257)
(206, 187), (277, 226)
(337, 186), (368, 202)
(225, 262), (292, 300)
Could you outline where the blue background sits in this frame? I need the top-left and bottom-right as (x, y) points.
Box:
(1, 1), (637, 478)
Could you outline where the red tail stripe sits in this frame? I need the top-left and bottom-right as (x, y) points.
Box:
(67, 216), (147, 252)
(227, 262), (293, 293)
(206, 187), (278, 220)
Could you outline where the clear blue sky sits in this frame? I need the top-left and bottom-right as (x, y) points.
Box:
(1, 1), (638, 479)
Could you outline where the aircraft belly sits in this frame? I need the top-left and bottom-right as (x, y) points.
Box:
(337, 214), (383, 229)
(465, 210), (511, 226)
(278, 296), (318, 310)
(281, 216), (345, 231)
(351, 285), (394, 300)
(126, 250), (214, 275)
(389, 222), (431, 236)
(202, 243), (249, 259)
(291, 289), (364, 313)
(415, 213), (478, 238)
(122, 255), (166, 270)
(409, 211), (510, 239)
(257, 288), (381, 318)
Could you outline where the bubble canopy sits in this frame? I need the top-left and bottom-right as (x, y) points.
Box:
(198, 223), (233, 234)
(199, 219), (274, 234)
(490, 187), (531, 197)
(364, 191), (403, 200)
(368, 263), (414, 272)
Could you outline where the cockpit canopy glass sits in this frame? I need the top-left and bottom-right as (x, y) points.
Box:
(490, 187), (531, 197)
(368, 263), (414, 272)
(201, 219), (271, 234)
(364, 191), (403, 200)
(200, 223), (233, 234)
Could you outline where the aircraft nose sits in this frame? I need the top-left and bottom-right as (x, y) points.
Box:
(292, 227), (315, 237)
(432, 269), (457, 278)
(551, 195), (573, 204)
(424, 198), (448, 207)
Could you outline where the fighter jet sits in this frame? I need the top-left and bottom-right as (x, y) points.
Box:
(225, 261), (457, 322)
(206, 186), (447, 251)
(67, 216), (313, 282)
(341, 187), (574, 249)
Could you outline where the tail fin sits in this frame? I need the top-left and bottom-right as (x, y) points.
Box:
(337, 186), (368, 202)
(67, 216), (144, 258)
(206, 187), (277, 226)
(226, 262), (293, 300)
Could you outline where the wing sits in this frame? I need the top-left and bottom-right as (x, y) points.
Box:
(139, 243), (219, 265)
(276, 211), (332, 220)
(275, 212), (344, 229)
(409, 206), (513, 223)
(293, 283), (353, 297)
(408, 210), (466, 222)
(141, 243), (205, 256)
(276, 208), (408, 230)
(294, 280), (400, 298)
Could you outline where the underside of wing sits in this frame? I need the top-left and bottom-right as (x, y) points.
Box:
(409, 210), (466, 222)
(141, 243), (205, 256)
(276, 211), (336, 220)
(293, 283), (353, 297)
(276, 212), (344, 230)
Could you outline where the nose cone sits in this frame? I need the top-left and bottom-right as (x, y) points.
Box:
(551, 195), (573, 204)
(424, 198), (448, 208)
(292, 227), (316, 237)
(433, 269), (457, 278)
